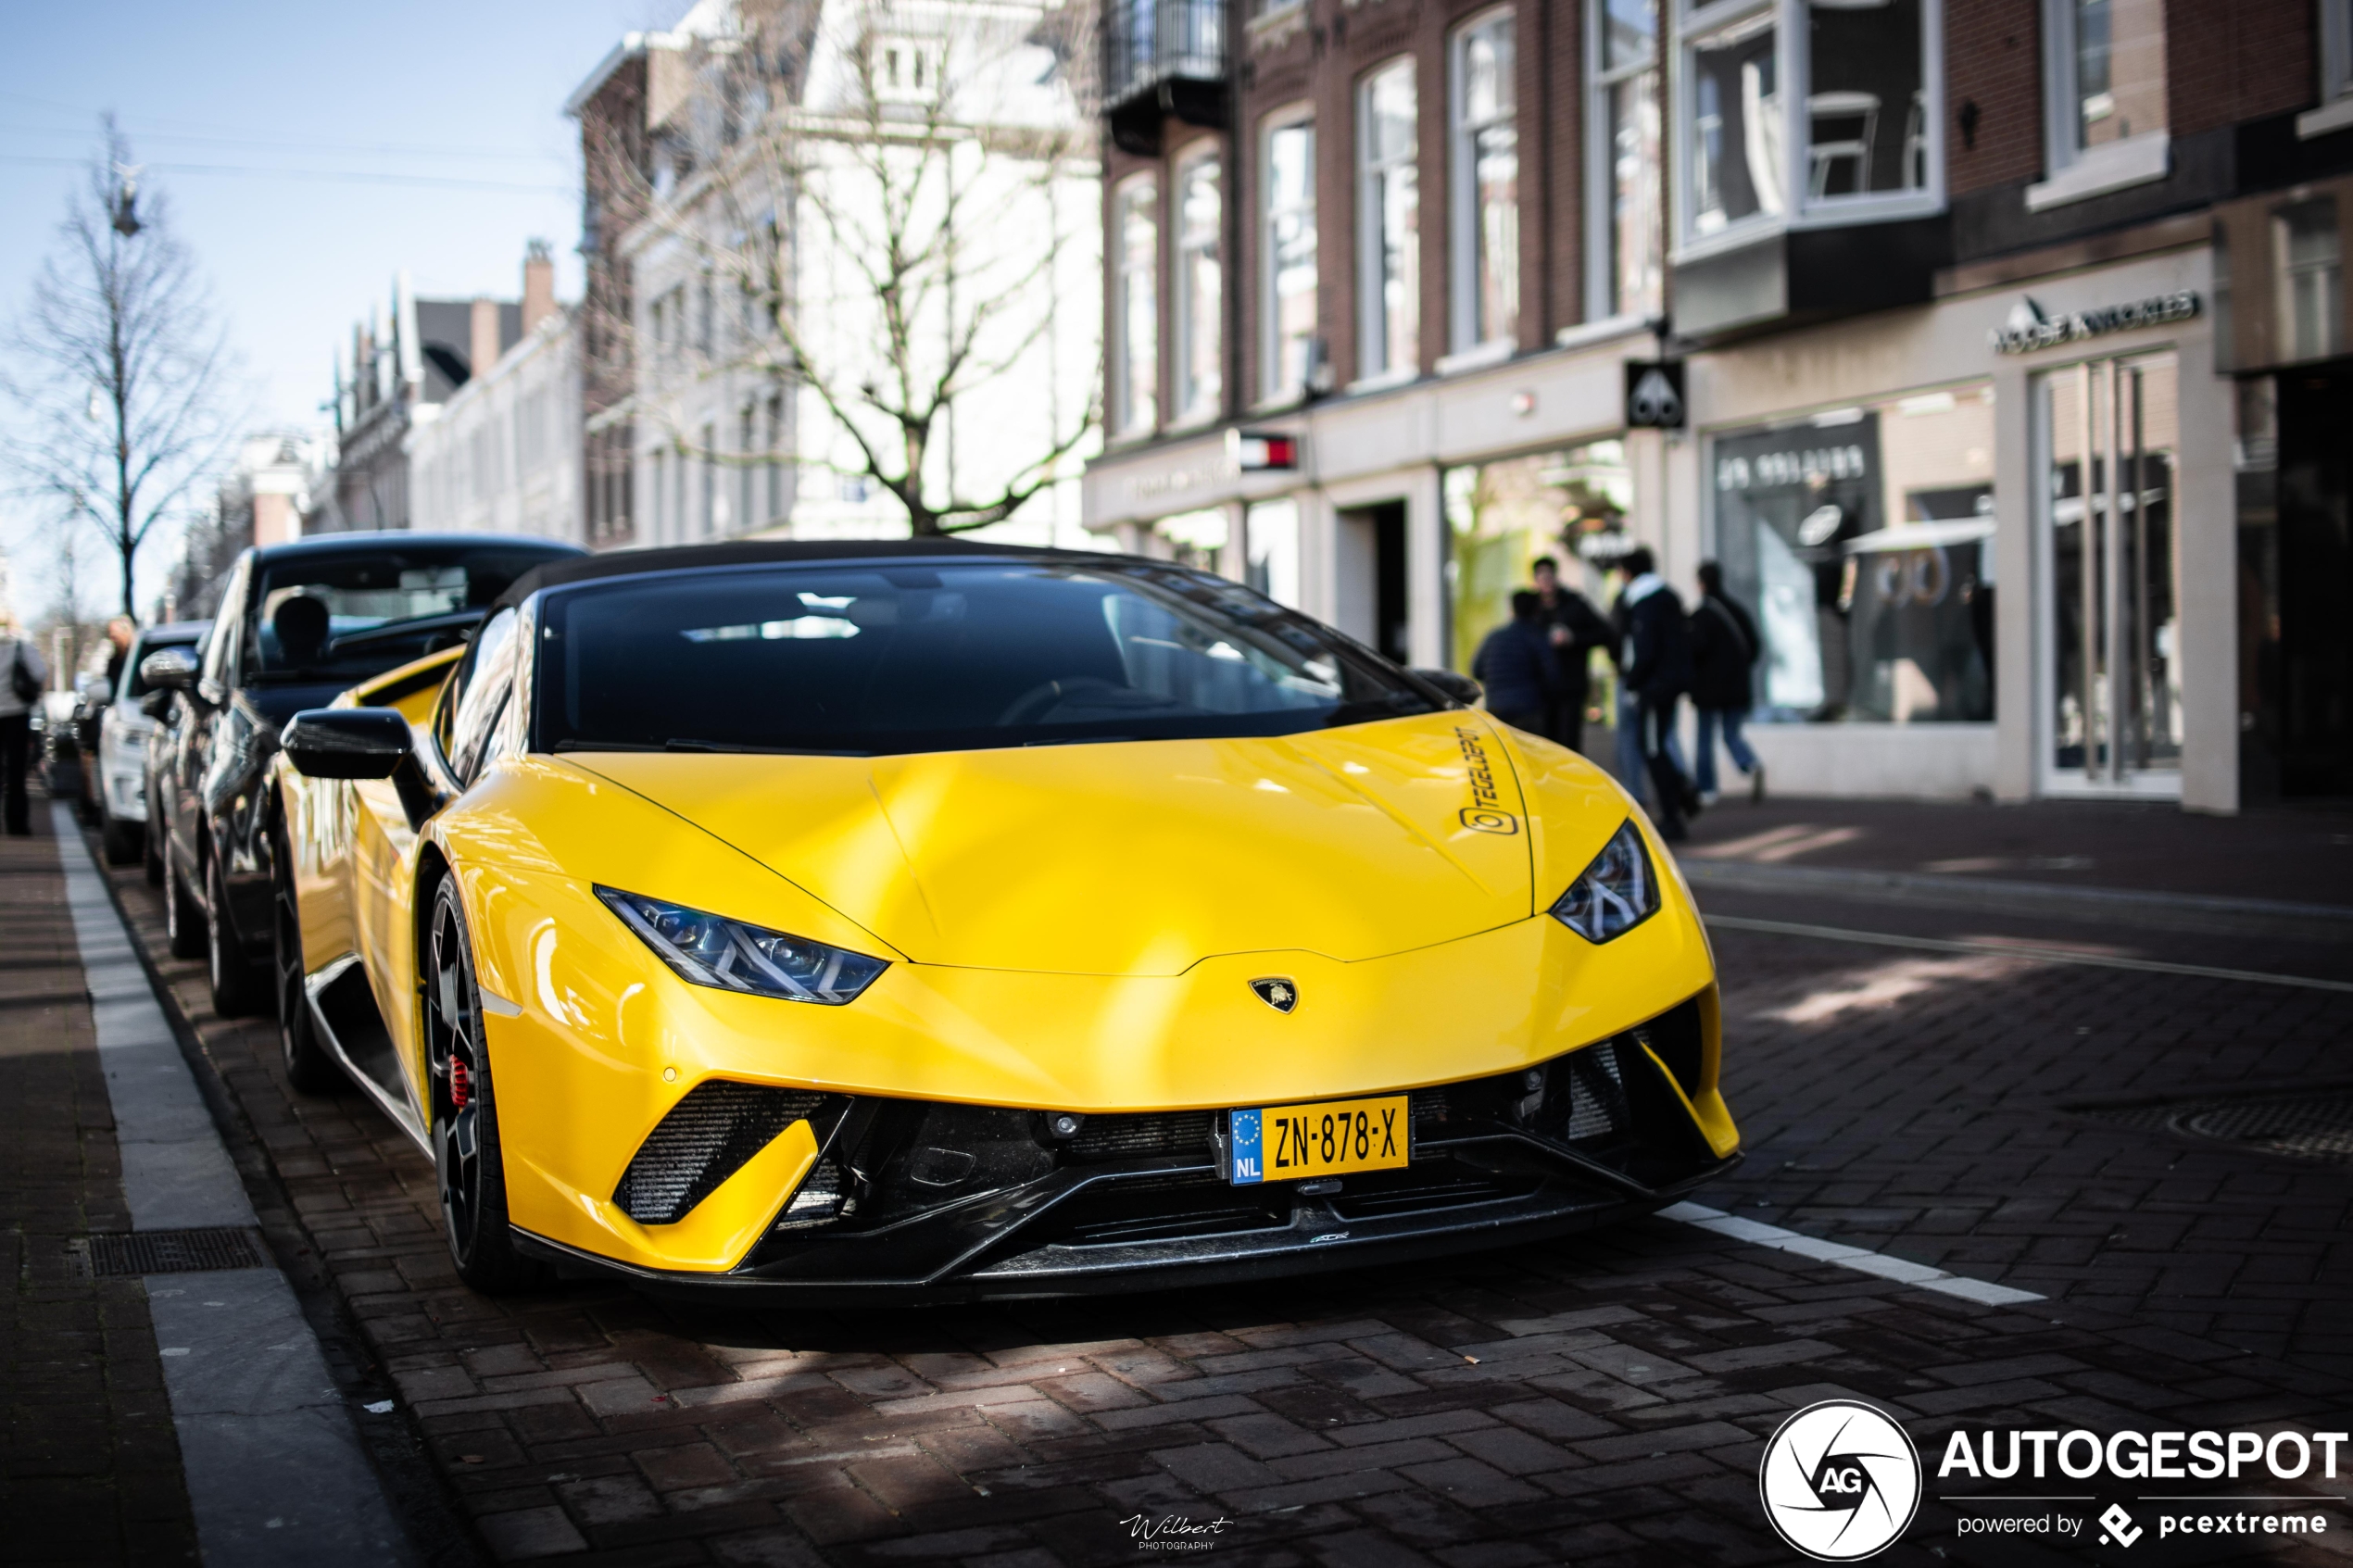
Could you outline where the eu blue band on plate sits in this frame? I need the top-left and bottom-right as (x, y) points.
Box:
(1230, 1109), (1265, 1185)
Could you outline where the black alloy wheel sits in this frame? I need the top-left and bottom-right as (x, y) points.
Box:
(425, 875), (543, 1293)
(163, 833), (206, 960)
(205, 848), (270, 1018)
(272, 825), (338, 1093)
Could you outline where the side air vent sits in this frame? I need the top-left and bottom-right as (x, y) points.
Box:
(615, 1083), (835, 1224)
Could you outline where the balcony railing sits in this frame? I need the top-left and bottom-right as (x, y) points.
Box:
(1103, 0), (1227, 154)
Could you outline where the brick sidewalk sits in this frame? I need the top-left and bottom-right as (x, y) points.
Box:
(1677, 795), (2353, 908)
(0, 809), (198, 1564)
(82, 823), (2353, 1565)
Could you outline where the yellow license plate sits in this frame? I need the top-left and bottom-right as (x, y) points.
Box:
(1228, 1095), (1410, 1185)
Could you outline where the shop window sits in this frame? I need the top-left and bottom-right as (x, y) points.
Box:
(2275, 198), (2345, 364)
(1113, 177), (1159, 436)
(1152, 508), (1228, 572)
(2033, 357), (2180, 783)
(1358, 59), (1420, 379)
(1451, 11), (1518, 349)
(1175, 149), (1224, 423)
(1443, 442), (1631, 674)
(1590, 0), (1664, 320)
(1712, 385), (1995, 724)
(1262, 113), (1318, 401)
(1247, 499), (1302, 607)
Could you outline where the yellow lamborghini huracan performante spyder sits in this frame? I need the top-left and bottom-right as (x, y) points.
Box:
(273, 540), (1739, 1297)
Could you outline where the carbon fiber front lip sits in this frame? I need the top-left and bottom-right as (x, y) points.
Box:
(507, 1152), (1740, 1303)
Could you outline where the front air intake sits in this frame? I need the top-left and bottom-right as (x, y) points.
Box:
(614, 1082), (836, 1224)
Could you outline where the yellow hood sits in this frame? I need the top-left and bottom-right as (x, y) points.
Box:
(569, 711), (1536, 975)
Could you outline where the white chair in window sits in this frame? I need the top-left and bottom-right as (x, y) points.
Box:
(1806, 90), (1879, 197)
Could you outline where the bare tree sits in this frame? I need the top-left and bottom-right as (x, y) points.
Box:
(601, 0), (1101, 537)
(6, 120), (237, 618)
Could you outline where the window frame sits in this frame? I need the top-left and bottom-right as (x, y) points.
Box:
(1259, 105), (1319, 405)
(2032, 0), (2168, 204)
(1172, 142), (1226, 427)
(1586, 0), (1664, 323)
(1669, 0), (1945, 260)
(1111, 172), (1161, 438)
(1356, 56), (1420, 383)
(1449, 8), (1520, 353)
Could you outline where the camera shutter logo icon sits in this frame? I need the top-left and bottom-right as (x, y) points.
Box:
(1758, 1400), (1921, 1561)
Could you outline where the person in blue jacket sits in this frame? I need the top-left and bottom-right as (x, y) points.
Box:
(1471, 591), (1559, 736)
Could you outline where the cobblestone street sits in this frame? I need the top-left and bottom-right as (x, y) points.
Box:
(39, 811), (2351, 1567)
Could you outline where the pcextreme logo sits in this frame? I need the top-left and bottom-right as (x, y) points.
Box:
(1758, 1400), (1923, 1561)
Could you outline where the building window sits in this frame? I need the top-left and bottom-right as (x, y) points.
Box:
(1246, 499), (1301, 608)
(1175, 148), (1224, 424)
(739, 405), (758, 533)
(1590, 0), (1663, 320)
(2276, 198), (2345, 363)
(2326, 0), (2353, 109)
(1805, 0), (1929, 198)
(766, 394), (787, 522)
(1358, 59), (1419, 379)
(699, 422), (717, 536)
(1451, 12), (1518, 349)
(650, 448), (668, 543)
(1712, 385), (1996, 724)
(1113, 177), (1159, 436)
(2042, 0), (2167, 167)
(1684, 3), (1782, 239)
(1262, 112), (1318, 401)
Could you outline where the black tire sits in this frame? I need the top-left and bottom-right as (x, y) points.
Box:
(273, 827), (340, 1094)
(164, 834), (206, 960)
(143, 791), (165, 885)
(206, 849), (271, 1018)
(425, 875), (545, 1293)
(100, 807), (142, 866)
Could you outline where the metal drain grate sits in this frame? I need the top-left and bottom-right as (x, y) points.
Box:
(71, 1227), (271, 1278)
(2076, 1093), (2353, 1165)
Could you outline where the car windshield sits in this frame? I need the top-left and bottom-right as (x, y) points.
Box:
(536, 560), (1440, 755)
(247, 546), (574, 684)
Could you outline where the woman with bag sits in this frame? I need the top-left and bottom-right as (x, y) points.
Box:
(1, 617), (51, 835)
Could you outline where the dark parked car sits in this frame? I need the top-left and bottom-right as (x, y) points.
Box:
(146, 533), (585, 1016)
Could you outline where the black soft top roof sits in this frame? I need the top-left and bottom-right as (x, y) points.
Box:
(493, 537), (1133, 611)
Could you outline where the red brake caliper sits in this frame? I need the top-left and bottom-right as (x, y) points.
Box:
(449, 1058), (471, 1109)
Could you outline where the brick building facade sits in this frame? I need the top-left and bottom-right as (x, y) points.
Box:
(1084, 0), (2353, 809)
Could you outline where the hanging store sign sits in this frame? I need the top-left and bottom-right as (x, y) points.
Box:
(1989, 291), (2201, 355)
(1624, 360), (1686, 428)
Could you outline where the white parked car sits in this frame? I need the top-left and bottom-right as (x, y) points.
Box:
(96, 621), (208, 864)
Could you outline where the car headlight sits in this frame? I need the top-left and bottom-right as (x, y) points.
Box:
(596, 886), (888, 1005)
(1547, 819), (1659, 943)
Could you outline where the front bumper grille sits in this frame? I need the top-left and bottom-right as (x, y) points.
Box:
(614, 1082), (839, 1224)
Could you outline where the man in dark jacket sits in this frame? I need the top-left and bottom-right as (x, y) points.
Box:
(1529, 556), (1611, 755)
(1689, 559), (1765, 803)
(1612, 547), (1701, 840)
(1471, 592), (1557, 736)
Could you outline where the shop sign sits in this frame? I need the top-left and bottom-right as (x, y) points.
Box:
(1624, 360), (1686, 429)
(1988, 291), (2201, 355)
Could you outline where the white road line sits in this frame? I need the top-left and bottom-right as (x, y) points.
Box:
(1658, 1199), (2045, 1307)
(1704, 914), (2353, 996)
(52, 804), (417, 1568)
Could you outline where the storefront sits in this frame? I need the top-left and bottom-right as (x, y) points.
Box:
(1082, 245), (2239, 811)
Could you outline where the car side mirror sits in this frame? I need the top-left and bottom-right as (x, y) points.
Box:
(139, 647), (197, 691)
(282, 709), (412, 780)
(1410, 668), (1483, 707)
(282, 708), (437, 831)
(74, 672), (111, 703)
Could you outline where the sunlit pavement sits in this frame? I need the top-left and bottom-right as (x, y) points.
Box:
(54, 803), (2353, 1565)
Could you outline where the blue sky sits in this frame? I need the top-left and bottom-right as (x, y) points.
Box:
(1, 0), (672, 615)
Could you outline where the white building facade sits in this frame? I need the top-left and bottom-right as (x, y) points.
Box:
(409, 307), (586, 545)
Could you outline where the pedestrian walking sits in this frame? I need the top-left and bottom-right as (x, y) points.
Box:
(1471, 591), (1559, 737)
(1529, 556), (1611, 755)
(1612, 547), (1701, 841)
(1, 618), (51, 836)
(1689, 559), (1766, 804)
